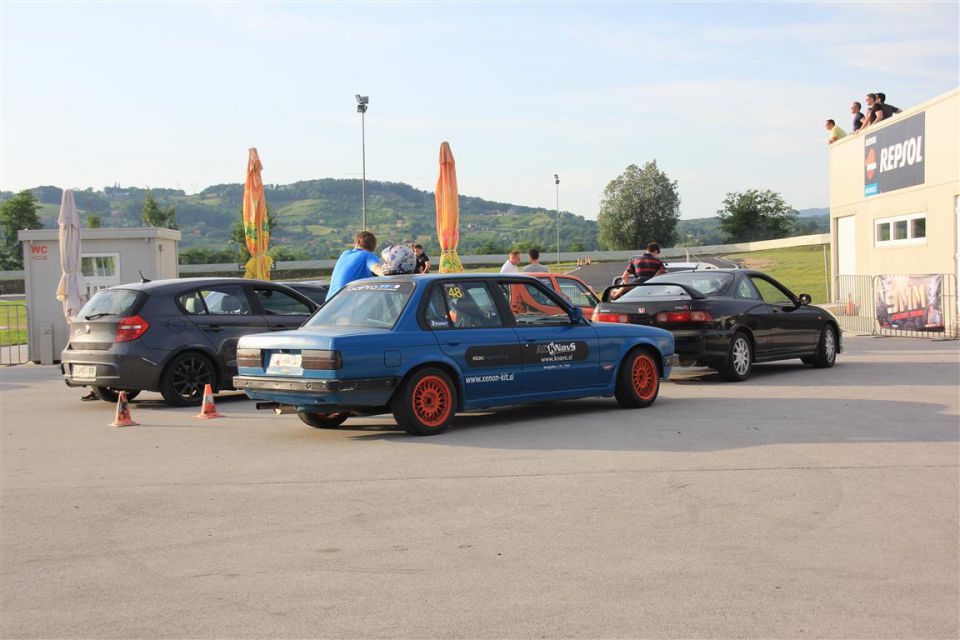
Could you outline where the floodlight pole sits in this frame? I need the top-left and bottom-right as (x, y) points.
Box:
(554, 174), (560, 264)
(356, 94), (369, 230)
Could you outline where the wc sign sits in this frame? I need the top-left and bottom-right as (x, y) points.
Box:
(29, 244), (49, 261)
(864, 112), (925, 197)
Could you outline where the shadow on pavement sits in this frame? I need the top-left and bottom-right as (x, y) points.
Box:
(341, 395), (958, 452)
(670, 361), (960, 387)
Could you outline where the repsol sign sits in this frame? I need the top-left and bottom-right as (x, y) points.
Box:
(864, 112), (925, 197)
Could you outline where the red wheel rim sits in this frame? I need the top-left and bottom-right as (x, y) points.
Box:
(631, 355), (658, 400)
(412, 375), (452, 427)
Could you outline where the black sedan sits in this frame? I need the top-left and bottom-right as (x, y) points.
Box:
(592, 270), (839, 381)
(61, 278), (319, 406)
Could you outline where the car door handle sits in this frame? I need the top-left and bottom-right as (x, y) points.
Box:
(443, 340), (460, 346)
(203, 325), (223, 332)
(523, 337), (539, 342)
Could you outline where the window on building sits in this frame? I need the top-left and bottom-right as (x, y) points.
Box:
(874, 213), (926, 247)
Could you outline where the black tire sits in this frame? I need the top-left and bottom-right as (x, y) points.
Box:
(92, 387), (141, 403)
(720, 332), (753, 382)
(811, 325), (838, 368)
(160, 352), (216, 407)
(614, 348), (660, 408)
(391, 367), (457, 436)
(298, 411), (348, 429)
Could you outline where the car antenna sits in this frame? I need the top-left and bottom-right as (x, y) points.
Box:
(139, 270), (151, 283)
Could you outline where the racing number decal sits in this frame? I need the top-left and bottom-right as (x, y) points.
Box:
(446, 286), (464, 299)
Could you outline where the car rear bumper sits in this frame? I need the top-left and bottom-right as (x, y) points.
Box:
(60, 347), (165, 390)
(670, 329), (733, 365)
(233, 375), (398, 411)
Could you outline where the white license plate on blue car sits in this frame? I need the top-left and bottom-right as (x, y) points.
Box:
(269, 353), (302, 370)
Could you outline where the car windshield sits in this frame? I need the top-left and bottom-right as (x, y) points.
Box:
(78, 289), (142, 319)
(305, 282), (413, 329)
(619, 272), (733, 300)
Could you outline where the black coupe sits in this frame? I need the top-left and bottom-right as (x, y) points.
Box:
(592, 270), (840, 381)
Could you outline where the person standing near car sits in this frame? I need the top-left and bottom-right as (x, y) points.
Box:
(521, 248), (550, 273)
(412, 244), (431, 273)
(610, 243), (666, 300)
(621, 242), (666, 284)
(328, 231), (384, 298)
(500, 250), (521, 273)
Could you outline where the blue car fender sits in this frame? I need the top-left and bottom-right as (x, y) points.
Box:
(395, 350), (468, 410)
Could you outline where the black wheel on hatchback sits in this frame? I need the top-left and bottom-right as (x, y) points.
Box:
(161, 352), (216, 406)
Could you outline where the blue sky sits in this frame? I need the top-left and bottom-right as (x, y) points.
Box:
(2, 1), (958, 220)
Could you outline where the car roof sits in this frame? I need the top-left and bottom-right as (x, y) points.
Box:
(109, 277), (300, 293)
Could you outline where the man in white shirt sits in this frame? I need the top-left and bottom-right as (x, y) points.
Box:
(500, 250), (521, 273)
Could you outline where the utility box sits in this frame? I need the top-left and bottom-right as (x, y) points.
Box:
(18, 227), (180, 364)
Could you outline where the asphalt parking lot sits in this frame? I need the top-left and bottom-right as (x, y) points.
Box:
(2, 335), (958, 639)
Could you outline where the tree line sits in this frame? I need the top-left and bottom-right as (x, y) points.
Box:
(1, 171), (810, 269)
(596, 160), (804, 251)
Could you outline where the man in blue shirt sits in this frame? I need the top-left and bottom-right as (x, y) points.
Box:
(328, 231), (384, 298)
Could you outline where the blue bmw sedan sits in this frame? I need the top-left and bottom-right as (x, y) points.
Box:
(234, 274), (678, 435)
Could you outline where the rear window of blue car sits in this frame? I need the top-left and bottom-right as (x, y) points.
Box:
(305, 282), (414, 329)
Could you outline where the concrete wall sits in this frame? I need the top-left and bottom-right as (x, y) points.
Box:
(17, 228), (180, 364)
(829, 89), (960, 290)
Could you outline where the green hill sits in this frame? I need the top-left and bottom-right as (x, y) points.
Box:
(3, 180), (599, 262)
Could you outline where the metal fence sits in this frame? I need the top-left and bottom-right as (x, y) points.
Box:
(0, 302), (29, 365)
(834, 274), (958, 339)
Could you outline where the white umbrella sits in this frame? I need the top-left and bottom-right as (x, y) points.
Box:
(55, 189), (85, 320)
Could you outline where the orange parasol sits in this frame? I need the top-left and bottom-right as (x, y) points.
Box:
(242, 148), (273, 280)
(435, 141), (464, 273)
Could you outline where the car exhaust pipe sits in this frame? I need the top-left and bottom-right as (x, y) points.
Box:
(255, 402), (297, 415)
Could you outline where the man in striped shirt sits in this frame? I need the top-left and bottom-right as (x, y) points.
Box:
(621, 242), (666, 284)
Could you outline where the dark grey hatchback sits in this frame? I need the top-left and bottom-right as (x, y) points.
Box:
(61, 278), (318, 406)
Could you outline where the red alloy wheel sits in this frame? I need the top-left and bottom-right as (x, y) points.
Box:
(411, 375), (453, 428)
(631, 353), (658, 401)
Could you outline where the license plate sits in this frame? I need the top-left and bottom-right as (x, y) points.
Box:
(73, 365), (96, 379)
(269, 353), (302, 369)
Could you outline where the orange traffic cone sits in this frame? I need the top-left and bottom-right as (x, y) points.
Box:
(109, 391), (139, 427)
(195, 384), (224, 419)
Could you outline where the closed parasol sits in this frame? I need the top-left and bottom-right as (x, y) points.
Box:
(435, 141), (464, 273)
(243, 148), (273, 280)
(55, 189), (85, 320)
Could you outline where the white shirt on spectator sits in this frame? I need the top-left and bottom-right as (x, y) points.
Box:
(500, 260), (519, 273)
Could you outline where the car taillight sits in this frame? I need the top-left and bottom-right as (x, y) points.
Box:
(593, 312), (630, 323)
(115, 315), (149, 342)
(302, 350), (342, 370)
(654, 311), (714, 324)
(237, 348), (261, 368)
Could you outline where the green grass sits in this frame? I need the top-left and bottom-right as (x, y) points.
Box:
(0, 301), (28, 347)
(724, 244), (830, 303)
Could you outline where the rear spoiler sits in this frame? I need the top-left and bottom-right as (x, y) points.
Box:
(601, 282), (707, 303)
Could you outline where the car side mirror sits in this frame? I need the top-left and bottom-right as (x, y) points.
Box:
(569, 306), (585, 324)
(798, 293), (812, 306)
